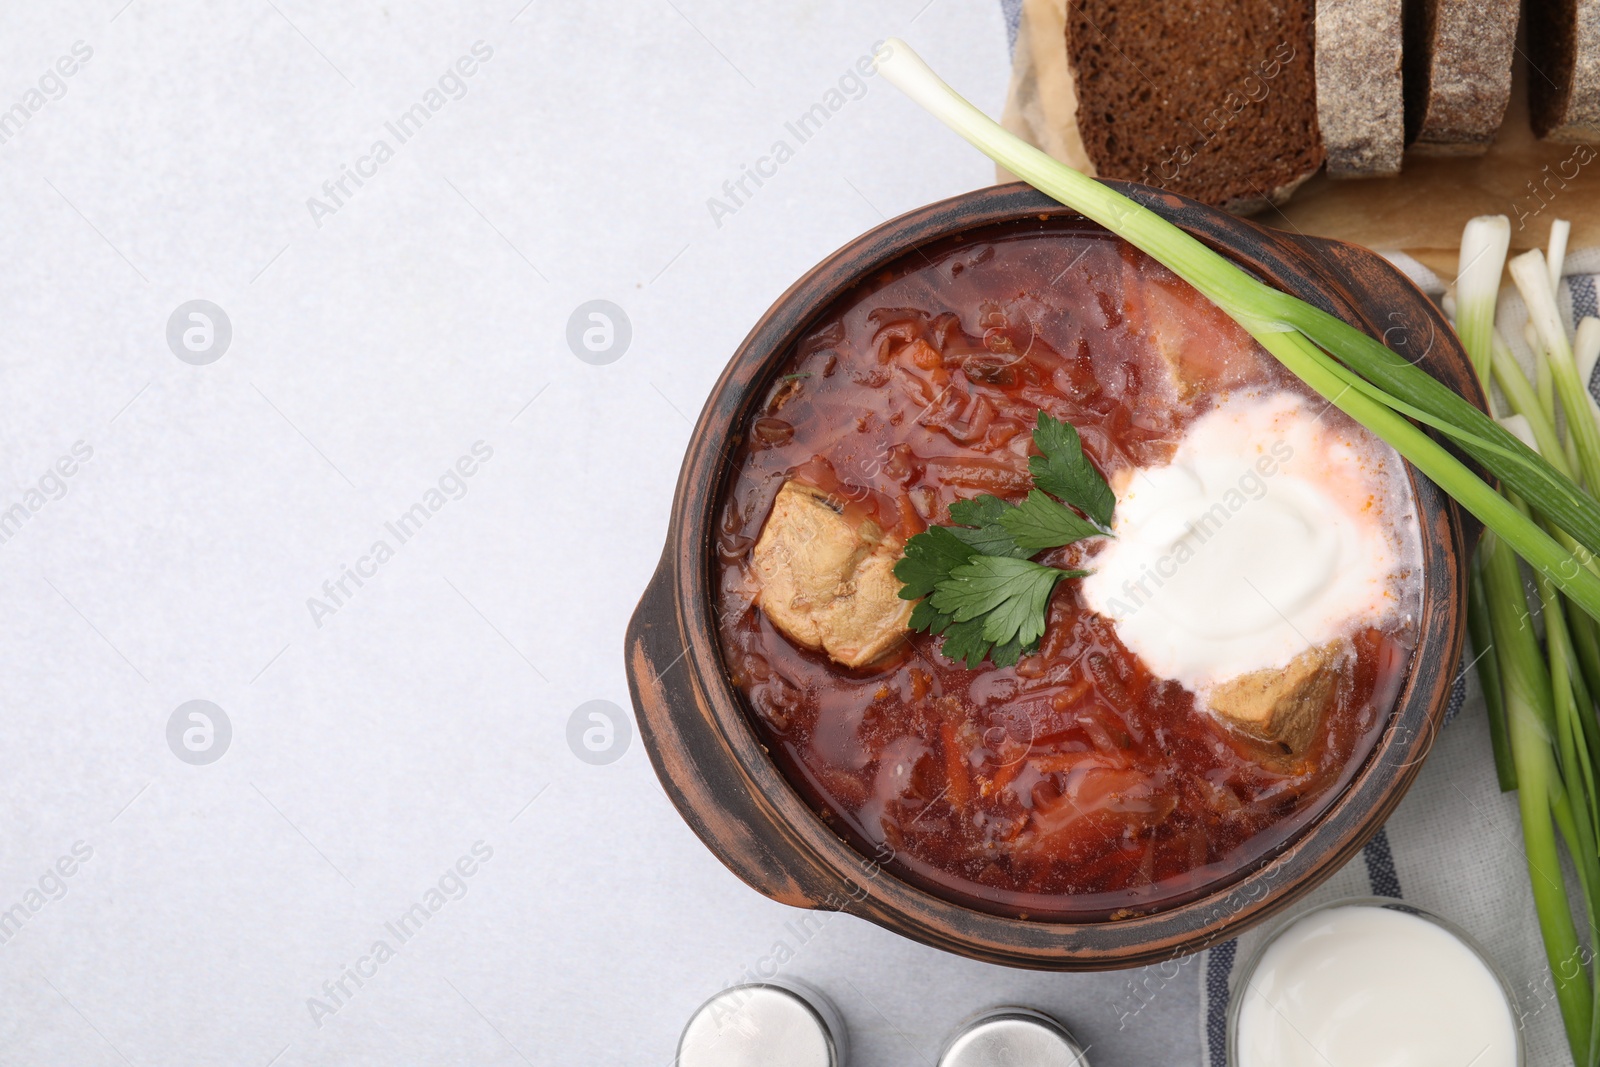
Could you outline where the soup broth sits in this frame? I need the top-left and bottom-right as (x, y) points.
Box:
(714, 221), (1420, 919)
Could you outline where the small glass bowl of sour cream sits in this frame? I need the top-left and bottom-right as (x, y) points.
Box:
(1227, 897), (1523, 1067)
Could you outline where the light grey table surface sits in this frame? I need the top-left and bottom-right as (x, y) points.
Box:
(0, 2), (1213, 1063)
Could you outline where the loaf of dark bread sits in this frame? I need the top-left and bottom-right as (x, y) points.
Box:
(1402, 0), (1518, 154)
(1314, 0), (1403, 177)
(1527, 0), (1600, 141)
(1064, 0), (1324, 214)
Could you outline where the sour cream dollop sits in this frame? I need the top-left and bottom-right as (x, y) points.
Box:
(1080, 391), (1417, 690)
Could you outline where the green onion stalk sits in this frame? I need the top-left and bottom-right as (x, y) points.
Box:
(1492, 340), (1600, 715)
(1514, 250), (1600, 495)
(874, 37), (1600, 1064)
(1455, 215), (1509, 387)
(1475, 235), (1600, 1063)
(1483, 528), (1595, 1058)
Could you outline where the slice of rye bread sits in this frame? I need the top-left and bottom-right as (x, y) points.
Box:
(1402, 0), (1518, 154)
(1527, 0), (1600, 141)
(1314, 0), (1403, 177)
(1064, 0), (1323, 214)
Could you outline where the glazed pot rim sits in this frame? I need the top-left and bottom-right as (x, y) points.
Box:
(629, 180), (1476, 968)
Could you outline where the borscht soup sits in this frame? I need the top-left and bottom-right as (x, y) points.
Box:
(713, 220), (1422, 920)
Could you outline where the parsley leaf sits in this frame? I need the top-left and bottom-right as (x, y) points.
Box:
(998, 489), (1103, 552)
(947, 494), (1030, 558)
(907, 568), (1024, 668)
(894, 526), (977, 600)
(908, 580), (995, 668)
(948, 494), (1011, 527)
(894, 410), (1112, 669)
(986, 637), (1027, 668)
(930, 556), (1085, 649)
(937, 616), (990, 665)
(1029, 412), (1115, 527)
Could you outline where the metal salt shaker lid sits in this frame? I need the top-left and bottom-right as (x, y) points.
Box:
(938, 1007), (1090, 1067)
(676, 980), (847, 1067)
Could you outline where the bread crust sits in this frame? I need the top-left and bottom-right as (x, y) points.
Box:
(1314, 0), (1404, 177)
(1529, 0), (1600, 141)
(1403, 0), (1518, 154)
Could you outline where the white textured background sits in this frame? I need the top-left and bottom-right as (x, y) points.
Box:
(0, 2), (1551, 1065)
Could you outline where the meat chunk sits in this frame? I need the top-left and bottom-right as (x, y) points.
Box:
(750, 481), (912, 668)
(1207, 641), (1348, 753)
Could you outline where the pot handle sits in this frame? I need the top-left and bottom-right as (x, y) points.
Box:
(624, 556), (851, 912)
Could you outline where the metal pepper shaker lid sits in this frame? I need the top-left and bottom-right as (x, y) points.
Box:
(938, 1007), (1090, 1067)
(676, 980), (847, 1067)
